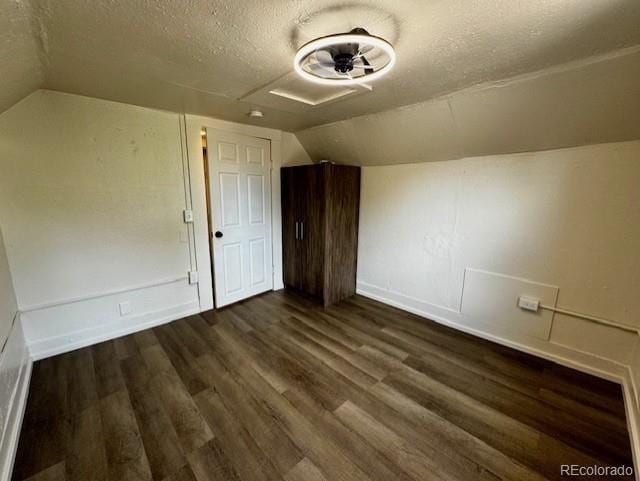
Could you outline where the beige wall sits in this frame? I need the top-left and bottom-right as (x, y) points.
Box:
(0, 90), (191, 308)
(282, 132), (313, 167)
(0, 90), (199, 356)
(357, 141), (640, 365)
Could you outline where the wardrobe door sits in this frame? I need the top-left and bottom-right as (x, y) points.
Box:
(281, 167), (301, 289)
(323, 164), (361, 305)
(300, 165), (325, 298)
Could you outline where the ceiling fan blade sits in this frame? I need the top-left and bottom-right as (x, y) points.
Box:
(353, 44), (374, 59)
(307, 62), (335, 75)
(359, 55), (375, 75)
(314, 49), (335, 67)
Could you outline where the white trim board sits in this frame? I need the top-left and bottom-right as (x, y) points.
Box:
(0, 318), (31, 481)
(184, 114), (285, 310)
(21, 278), (200, 360)
(622, 367), (640, 478)
(3, 280), (639, 479)
(27, 301), (199, 361)
(0, 361), (31, 481)
(19, 276), (189, 313)
(357, 280), (640, 477)
(356, 280), (629, 381)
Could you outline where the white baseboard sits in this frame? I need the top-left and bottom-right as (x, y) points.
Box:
(20, 278), (200, 360)
(27, 300), (199, 360)
(1, 282), (202, 479)
(0, 320), (32, 481)
(0, 360), (31, 481)
(356, 281), (627, 382)
(357, 281), (640, 478)
(621, 367), (640, 478)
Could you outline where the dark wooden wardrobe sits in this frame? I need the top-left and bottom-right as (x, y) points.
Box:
(281, 163), (361, 306)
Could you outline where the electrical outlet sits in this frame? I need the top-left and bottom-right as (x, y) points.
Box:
(518, 295), (540, 312)
(119, 301), (132, 316)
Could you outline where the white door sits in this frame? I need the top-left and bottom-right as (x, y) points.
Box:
(207, 128), (273, 307)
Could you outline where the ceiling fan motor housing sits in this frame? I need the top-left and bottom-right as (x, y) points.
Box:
(333, 52), (356, 73)
(334, 29), (369, 73)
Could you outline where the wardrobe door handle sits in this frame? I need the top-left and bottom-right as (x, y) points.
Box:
(300, 221), (304, 240)
(295, 222), (299, 240)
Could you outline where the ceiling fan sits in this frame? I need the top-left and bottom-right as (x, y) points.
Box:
(294, 28), (396, 86)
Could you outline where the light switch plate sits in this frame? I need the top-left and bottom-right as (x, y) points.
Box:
(188, 270), (199, 284)
(119, 301), (132, 316)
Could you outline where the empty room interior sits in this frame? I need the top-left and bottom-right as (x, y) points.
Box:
(1, 1), (640, 480)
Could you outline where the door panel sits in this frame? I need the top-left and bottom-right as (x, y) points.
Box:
(222, 242), (243, 295)
(249, 238), (266, 286)
(208, 129), (273, 307)
(219, 173), (241, 226)
(281, 167), (300, 289)
(300, 165), (325, 298)
(247, 174), (265, 224)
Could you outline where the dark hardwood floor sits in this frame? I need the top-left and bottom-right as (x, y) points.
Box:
(12, 290), (634, 481)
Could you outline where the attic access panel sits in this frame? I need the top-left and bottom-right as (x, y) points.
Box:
(239, 72), (372, 114)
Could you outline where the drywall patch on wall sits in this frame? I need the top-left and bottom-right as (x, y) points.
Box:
(460, 269), (558, 340)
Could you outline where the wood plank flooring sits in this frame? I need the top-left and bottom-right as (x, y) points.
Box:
(12, 290), (634, 481)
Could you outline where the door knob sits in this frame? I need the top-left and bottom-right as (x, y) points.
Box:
(214, 231), (223, 238)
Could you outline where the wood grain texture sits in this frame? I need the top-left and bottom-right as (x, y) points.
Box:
(323, 164), (360, 306)
(13, 289), (633, 481)
(301, 165), (325, 299)
(281, 166), (303, 292)
(281, 164), (360, 306)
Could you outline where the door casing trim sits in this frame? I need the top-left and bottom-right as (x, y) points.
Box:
(183, 114), (284, 310)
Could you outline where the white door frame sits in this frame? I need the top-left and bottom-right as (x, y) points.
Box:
(207, 128), (272, 307)
(183, 114), (285, 310)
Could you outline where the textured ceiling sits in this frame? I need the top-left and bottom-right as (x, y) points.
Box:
(2, 0), (640, 132)
(296, 47), (640, 165)
(0, 0), (44, 114)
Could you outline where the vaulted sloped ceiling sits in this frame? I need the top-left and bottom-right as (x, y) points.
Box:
(296, 47), (640, 165)
(1, 0), (640, 164)
(0, 0), (44, 114)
